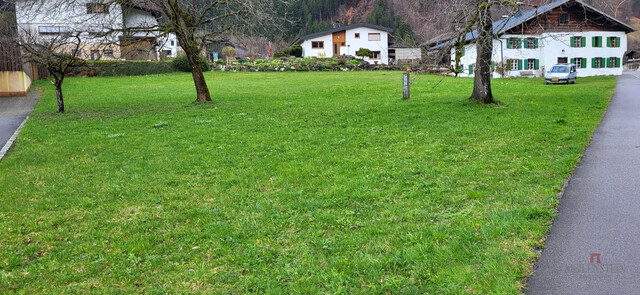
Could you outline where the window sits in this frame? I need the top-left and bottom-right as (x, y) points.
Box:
(86, 3), (109, 14)
(509, 59), (519, 71)
(571, 36), (585, 48)
(170, 40), (175, 46)
(311, 41), (324, 49)
(526, 37), (537, 49)
(608, 57), (620, 68)
(608, 36), (620, 48)
(592, 36), (602, 47)
(368, 33), (380, 41)
(508, 38), (520, 49)
(103, 49), (113, 56)
(559, 13), (569, 25)
(355, 33), (360, 39)
(571, 57), (585, 68)
(38, 26), (70, 35)
(371, 51), (381, 59)
(592, 57), (605, 69)
(527, 59), (535, 70)
(90, 50), (100, 61)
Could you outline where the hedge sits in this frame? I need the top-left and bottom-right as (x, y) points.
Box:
(70, 61), (178, 77)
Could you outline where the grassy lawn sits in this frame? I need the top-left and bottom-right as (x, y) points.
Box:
(0, 71), (615, 293)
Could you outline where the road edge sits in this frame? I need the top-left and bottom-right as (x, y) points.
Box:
(0, 115), (29, 162)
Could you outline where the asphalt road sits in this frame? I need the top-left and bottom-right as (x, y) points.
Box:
(526, 72), (640, 294)
(0, 88), (40, 155)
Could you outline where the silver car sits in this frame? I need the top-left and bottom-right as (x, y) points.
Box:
(545, 63), (577, 84)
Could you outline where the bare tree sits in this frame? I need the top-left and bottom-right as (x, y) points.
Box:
(3, 0), (120, 112)
(20, 32), (85, 113)
(445, 0), (521, 104)
(127, 0), (285, 103)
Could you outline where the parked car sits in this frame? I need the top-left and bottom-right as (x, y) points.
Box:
(545, 63), (577, 84)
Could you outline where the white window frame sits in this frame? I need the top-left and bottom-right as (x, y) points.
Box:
(510, 59), (519, 71)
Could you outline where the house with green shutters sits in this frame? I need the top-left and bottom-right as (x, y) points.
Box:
(432, 0), (634, 78)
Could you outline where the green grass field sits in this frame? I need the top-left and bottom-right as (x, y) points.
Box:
(0, 72), (615, 293)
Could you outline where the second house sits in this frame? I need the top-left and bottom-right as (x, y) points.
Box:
(293, 22), (393, 64)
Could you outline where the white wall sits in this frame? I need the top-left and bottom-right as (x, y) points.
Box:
(15, 0), (123, 44)
(345, 27), (389, 64)
(301, 34), (333, 59)
(540, 32), (626, 77)
(451, 30), (627, 78)
(301, 26), (390, 64)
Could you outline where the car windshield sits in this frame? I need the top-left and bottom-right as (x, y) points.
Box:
(550, 66), (569, 73)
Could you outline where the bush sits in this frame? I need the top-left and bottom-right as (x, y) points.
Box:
(172, 54), (211, 72)
(72, 61), (178, 77)
(273, 45), (302, 58)
(356, 48), (372, 59)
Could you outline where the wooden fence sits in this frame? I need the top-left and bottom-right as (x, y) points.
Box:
(0, 44), (22, 72)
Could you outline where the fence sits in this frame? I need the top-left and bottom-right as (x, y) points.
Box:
(0, 44), (22, 72)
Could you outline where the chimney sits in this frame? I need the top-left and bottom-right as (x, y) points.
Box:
(333, 21), (341, 29)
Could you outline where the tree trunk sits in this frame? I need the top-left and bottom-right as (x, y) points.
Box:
(55, 82), (65, 113)
(469, 2), (495, 104)
(186, 50), (212, 102)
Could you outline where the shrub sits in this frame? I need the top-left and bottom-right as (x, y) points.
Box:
(273, 45), (302, 58)
(222, 46), (237, 66)
(72, 61), (178, 77)
(356, 48), (372, 59)
(172, 54), (211, 72)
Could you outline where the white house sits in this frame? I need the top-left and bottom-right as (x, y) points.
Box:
(431, 0), (635, 78)
(293, 22), (393, 65)
(14, 0), (179, 60)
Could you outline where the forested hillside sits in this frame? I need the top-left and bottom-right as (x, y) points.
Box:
(273, 0), (639, 49)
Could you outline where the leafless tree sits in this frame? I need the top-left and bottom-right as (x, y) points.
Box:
(125, 0), (286, 103)
(2, 0), (120, 112)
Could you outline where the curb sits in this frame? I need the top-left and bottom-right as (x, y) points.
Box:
(0, 116), (29, 162)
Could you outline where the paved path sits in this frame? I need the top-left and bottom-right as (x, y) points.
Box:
(0, 88), (40, 160)
(526, 72), (640, 294)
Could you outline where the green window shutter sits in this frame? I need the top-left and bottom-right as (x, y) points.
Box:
(598, 37), (602, 47)
(535, 59), (540, 70)
(469, 65), (473, 75)
(523, 39), (529, 48)
(458, 64), (463, 73)
(607, 37), (611, 47)
(534, 38), (539, 48)
(462, 47), (465, 56)
(518, 59), (523, 70)
(592, 58), (596, 68)
(606, 58), (611, 68)
(519, 38), (523, 48)
(582, 58), (587, 68)
(491, 61), (495, 71)
(571, 58), (575, 64)
(570, 37), (575, 47)
(617, 37), (621, 48)
(581, 37), (586, 47)
(592, 37), (596, 47)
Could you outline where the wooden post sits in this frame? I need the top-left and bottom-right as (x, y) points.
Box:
(403, 71), (410, 99)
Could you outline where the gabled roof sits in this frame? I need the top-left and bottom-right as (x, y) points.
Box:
(293, 22), (393, 44)
(430, 0), (636, 50)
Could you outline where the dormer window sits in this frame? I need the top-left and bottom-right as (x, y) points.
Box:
(87, 3), (109, 14)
